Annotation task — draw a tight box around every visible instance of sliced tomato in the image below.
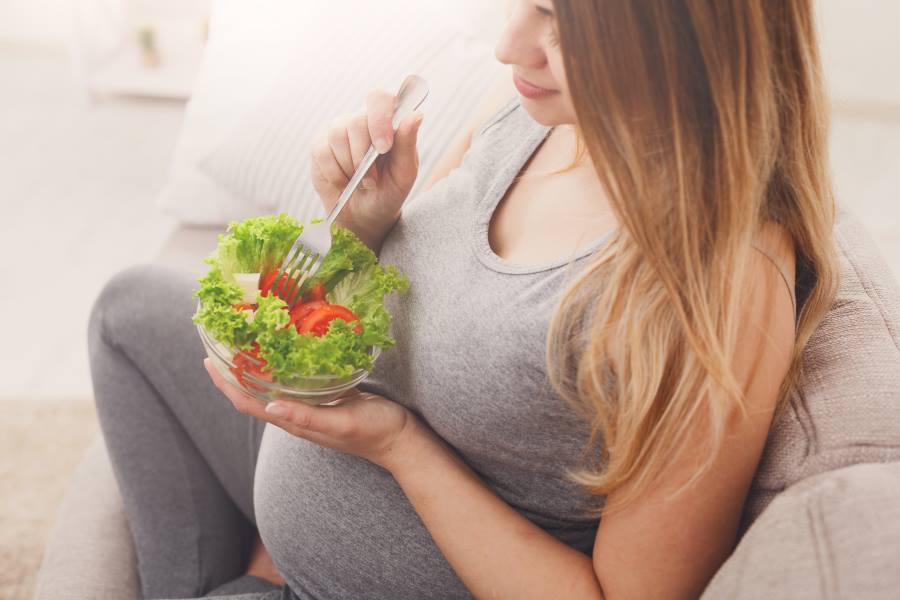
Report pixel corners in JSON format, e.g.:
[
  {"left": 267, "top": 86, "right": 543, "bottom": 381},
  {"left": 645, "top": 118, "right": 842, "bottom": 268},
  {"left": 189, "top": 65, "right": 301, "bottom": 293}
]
[
  {"left": 258, "top": 270, "right": 278, "bottom": 294},
  {"left": 297, "top": 305, "right": 362, "bottom": 337},
  {"left": 230, "top": 342, "right": 271, "bottom": 392},
  {"left": 259, "top": 269, "right": 300, "bottom": 303},
  {"left": 232, "top": 302, "right": 257, "bottom": 311},
  {"left": 288, "top": 300, "right": 326, "bottom": 328},
  {"left": 228, "top": 363, "right": 249, "bottom": 388},
  {"left": 305, "top": 282, "right": 326, "bottom": 303}
]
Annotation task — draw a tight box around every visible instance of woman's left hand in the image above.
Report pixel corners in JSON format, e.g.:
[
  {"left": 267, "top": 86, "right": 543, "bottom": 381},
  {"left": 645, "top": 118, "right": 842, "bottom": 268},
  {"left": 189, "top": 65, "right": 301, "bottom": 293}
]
[{"left": 203, "top": 358, "right": 419, "bottom": 470}]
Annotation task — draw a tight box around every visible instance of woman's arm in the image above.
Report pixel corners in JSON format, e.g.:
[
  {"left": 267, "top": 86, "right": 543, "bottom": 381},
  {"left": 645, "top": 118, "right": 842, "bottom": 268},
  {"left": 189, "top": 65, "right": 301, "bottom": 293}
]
[
  {"left": 591, "top": 229, "right": 797, "bottom": 600},
  {"left": 419, "top": 73, "right": 517, "bottom": 194},
  {"left": 385, "top": 421, "right": 606, "bottom": 599}
]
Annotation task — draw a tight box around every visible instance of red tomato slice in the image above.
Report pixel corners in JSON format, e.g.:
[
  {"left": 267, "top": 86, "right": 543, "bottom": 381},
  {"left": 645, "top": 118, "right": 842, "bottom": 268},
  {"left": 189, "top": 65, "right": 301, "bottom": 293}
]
[
  {"left": 259, "top": 269, "right": 300, "bottom": 303},
  {"left": 306, "top": 282, "right": 326, "bottom": 303},
  {"left": 230, "top": 342, "right": 271, "bottom": 391},
  {"left": 297, "top": 305, "right": 362, "bottom": 337},
  {"left": 258, "top": 270, "right": 278, "bottom": 294},
  {"left": 232, "top": 302, "right": 257, "bottom": 311},
  {"left": 288, "top": 300, "right": 326, "bottom": 328}
]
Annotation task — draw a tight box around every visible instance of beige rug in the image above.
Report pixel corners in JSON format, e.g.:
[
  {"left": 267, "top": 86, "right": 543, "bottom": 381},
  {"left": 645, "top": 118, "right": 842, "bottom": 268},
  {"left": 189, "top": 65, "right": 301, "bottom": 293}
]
[{"left": 0, "top": 397, "right": 99, "bottom": 600}]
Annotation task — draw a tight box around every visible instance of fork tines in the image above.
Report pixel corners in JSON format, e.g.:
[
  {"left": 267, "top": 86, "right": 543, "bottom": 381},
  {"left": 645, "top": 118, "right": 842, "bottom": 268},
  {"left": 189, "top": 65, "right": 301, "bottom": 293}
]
[{"left": 270, "top": 246, "right": 320, "bottom": 308}]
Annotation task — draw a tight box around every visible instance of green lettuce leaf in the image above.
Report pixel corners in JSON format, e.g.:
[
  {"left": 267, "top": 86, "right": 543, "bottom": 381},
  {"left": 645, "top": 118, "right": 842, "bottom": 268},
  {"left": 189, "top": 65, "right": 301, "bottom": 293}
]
[
  {"left": 209, "top": 213, "right": 303, "bottom": 282},
  {"left": 191, "top": 265, "right": 255, "bottom": 349},
  {"left": 326, "top": 263, "right": 409, "bottom": 348},
  {"left": 305, "top": 225, "right": 379, "bottom": 293}
]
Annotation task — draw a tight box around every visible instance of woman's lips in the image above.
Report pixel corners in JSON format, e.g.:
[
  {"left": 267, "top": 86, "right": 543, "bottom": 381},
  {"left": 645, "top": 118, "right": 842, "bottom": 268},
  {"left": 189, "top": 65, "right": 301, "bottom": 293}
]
[{"left": 513, "top": 73, "right": 558, "bottom": 99}]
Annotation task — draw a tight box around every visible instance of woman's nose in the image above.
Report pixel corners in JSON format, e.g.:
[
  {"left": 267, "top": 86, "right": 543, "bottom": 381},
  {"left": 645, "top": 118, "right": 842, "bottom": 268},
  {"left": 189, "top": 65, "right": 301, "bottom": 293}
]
[{"left": 494, "top": 5, "right": 547, "bottom": 69}]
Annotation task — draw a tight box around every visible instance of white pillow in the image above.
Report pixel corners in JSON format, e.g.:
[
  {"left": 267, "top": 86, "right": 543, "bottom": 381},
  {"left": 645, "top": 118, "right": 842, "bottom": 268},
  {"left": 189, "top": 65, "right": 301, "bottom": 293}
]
[
  {"left": 156, "top": 0, "right": 315, "bottom": 224},
  {"left": 156, "top": 0, "right": 508, "bottom": 226},
  {"left": 198, "top": 12, "right": 504, "bottom": 223}
]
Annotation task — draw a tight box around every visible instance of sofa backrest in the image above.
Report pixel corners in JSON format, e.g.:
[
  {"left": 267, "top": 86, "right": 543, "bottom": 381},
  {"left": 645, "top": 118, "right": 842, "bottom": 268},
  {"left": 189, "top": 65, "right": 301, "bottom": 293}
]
[{"left": 741, "top": 205, "right": 900, "bottom": 534}]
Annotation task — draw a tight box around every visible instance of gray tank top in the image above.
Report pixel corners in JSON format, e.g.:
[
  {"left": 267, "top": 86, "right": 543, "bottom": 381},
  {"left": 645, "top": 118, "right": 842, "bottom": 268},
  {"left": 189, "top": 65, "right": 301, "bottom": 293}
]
[{"left": 253, "top": 98, "right": 613, "bottom": 600}]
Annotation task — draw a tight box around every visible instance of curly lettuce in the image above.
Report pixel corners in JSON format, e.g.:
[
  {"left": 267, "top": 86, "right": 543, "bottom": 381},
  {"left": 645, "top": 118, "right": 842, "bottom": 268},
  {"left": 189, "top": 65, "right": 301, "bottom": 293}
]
[
  {"left": 211, "top": 213, "right": 303, "bottom": 281},
  {"left": 191, "top": 213, "right": 409, "bottom": 379},
  {"left": 193, "top": 265, "right": 254, "bottom": 349},
  {"left": 326, "top": 263, "right": 410, "bottom": 349}
]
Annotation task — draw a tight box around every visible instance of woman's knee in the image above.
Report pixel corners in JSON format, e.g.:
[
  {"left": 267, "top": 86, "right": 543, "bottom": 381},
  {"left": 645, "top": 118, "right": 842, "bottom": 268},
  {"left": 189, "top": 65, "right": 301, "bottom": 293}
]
[{"left": 89, "top": 263, "right": 174, "bottom": 350}]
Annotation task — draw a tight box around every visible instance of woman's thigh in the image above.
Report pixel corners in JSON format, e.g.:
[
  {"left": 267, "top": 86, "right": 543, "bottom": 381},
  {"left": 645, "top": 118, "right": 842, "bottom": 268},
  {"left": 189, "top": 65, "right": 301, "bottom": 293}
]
[{"left": 89, "top": 263, "right": 268, "bottom": 597}]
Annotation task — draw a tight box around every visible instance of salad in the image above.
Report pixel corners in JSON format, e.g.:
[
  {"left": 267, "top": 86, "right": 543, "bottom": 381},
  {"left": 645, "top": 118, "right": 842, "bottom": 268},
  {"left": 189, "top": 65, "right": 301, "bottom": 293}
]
[{"left": 192, "top": 213, "right": 408, "bottom": 391}]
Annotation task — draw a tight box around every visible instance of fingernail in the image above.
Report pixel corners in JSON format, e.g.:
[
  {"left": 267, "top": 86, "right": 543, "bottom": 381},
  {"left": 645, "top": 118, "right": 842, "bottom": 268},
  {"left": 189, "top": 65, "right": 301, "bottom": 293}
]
[
  {"left": 265, "top": 402, "right": 288, "bottom": 417},
  {"left": 374, "top": 137, "right": 390, "bottom": 154},
  {"left": 361, "top": 177, "right": 375, "bottom": 190}
]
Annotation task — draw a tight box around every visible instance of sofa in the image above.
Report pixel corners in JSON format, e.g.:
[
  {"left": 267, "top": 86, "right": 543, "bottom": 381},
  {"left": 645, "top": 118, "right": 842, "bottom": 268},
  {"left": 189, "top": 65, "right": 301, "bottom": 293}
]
[{"left": 33, "top": 1, "right": 900, "bottom": 598}]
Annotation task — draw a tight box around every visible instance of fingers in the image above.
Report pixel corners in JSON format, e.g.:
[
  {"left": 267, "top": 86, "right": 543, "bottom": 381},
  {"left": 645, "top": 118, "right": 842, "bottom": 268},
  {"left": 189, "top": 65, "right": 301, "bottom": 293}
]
[
  {"left": 265, "top": 400, "right": 355, "bottom": 438},
  {"left": 385, "top": 111, "right": 424, "bottom": 187},
  {"left": 312, "top": 140, "right": 349, "bottom": 189},
  {"left": 310, "top": 87, "right": 423, "bottom": 214},
  {"left": 392, "top": 111, "right": 424, "bottom": 157},
  {"left": 346, "top": 114, "right": 372, "bottom": 169},
  {"left": 314, "top": 109, "right": 384, "bottom": 189},
  {"left": 326, "top": 115, "right": 354, "bottom": 178},
  {"left": 204, "top": 358, "right": 267, "bottom": 418},
  {"left": 366, "top": 89, "right": 397, "bottom": 154},
  {"left": 206, "top": 358, "right": 349, "bottom": 436}
]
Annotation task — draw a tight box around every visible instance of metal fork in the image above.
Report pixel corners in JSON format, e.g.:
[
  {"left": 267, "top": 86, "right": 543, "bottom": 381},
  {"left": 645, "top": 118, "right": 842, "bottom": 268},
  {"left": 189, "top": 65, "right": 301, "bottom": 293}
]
[{"left": 269, "top": 74, "right": 429, "bottom": 309}]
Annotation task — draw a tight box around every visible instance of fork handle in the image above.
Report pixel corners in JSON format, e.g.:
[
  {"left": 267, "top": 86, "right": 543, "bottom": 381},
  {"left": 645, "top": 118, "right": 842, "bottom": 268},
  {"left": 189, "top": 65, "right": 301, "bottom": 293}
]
[{"left": 324, "top": 74, "right": 429, "bottom": 226}]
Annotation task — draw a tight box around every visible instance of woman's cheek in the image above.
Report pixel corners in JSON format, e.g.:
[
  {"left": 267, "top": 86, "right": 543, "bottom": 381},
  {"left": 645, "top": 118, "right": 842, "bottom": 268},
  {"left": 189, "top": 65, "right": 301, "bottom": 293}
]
[{"left": 547, "top": 55, "right": 577, "bottom": 123}]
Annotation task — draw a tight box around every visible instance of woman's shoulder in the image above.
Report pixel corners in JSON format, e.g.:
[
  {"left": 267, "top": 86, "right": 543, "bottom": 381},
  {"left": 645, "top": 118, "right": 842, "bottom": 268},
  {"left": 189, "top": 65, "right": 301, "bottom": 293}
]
[
  {"left": 473, "top": 96, "right": 523, "bottom": 138},
  {"left": 421, "top": 78, "right": 521, "bottom": 191}
]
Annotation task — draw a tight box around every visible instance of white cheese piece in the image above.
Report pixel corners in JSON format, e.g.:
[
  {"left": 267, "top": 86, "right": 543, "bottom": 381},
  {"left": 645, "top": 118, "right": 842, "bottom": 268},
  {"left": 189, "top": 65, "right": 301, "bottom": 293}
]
[{"left": 233, "top": 273, "right": 261, "bottom": 304}]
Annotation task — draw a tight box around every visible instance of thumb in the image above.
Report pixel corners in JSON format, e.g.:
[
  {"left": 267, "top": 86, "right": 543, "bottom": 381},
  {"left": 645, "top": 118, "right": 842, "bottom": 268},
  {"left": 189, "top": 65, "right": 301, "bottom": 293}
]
[
  {"left": 388, "top": 111, "right": 424, "bottom": 167},
  {"left": 265, "top": 400, "right": 350, "bottom": 437}
]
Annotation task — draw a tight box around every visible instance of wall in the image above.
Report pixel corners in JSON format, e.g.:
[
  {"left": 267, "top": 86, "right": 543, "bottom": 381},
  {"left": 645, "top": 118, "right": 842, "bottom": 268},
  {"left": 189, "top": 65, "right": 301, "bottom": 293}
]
[
  {"left": 0, "top": 0, "right": 75, "bottom": 45},
  {"left": 817, "top": 0, "right": 900, "bottom": 108},
  {"left": 2, "top": 0, "right": 899, "bottom": 106}
]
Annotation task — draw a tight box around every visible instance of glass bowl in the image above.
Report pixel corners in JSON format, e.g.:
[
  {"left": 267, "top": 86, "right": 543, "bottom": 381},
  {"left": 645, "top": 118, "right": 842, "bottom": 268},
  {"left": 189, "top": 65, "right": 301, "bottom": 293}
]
[{"left": 196, "top": 304, "right": 380, "bottom": 406}]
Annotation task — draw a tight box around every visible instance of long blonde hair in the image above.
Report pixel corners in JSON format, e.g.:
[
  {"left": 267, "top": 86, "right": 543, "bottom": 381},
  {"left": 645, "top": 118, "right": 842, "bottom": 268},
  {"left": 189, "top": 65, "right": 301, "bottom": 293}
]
[{"left": 545, "top": 0, "right": 840, "bottom": 515}]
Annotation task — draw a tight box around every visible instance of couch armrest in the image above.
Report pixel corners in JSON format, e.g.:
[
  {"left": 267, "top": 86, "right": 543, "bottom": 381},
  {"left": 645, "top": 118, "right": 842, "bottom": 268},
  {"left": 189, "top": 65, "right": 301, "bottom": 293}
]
[
  {"left": 33, "top": 434, "right": 140, "bottom": 600},
  {"left": 701, "top": 461, "right": 900, "bottom": 599}
]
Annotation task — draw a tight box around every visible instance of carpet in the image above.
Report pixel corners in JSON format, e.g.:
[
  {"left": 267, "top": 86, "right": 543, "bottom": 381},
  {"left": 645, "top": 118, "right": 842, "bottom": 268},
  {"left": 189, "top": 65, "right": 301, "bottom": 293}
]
[{"left": 0, "top": 398, "right": 99, "bottom": 600}]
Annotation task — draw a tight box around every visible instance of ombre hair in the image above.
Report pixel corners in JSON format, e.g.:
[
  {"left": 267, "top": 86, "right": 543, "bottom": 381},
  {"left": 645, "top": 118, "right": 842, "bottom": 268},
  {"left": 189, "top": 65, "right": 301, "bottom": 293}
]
[{"left": 544, "top": 0, "right": 839, "bottom": 515}]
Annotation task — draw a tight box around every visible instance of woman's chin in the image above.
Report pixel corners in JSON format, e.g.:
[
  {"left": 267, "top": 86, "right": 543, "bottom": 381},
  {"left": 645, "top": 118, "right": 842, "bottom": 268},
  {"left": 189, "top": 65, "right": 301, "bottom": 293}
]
[{"left": 517, "top": 97, "right": 575, "bottom": 127}]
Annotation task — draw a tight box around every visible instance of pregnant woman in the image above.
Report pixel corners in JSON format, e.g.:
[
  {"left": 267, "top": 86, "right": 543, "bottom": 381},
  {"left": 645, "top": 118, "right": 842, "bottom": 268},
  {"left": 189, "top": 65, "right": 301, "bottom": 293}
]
[{"left": 89, "top": 1, "right": 838, "bottom": 598}]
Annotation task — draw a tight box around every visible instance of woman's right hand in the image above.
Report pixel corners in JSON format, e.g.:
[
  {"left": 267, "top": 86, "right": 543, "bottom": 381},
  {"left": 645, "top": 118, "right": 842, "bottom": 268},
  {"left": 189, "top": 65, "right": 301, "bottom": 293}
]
[{"left": 311, "top": 89, "right": 425, "bottom": 252}]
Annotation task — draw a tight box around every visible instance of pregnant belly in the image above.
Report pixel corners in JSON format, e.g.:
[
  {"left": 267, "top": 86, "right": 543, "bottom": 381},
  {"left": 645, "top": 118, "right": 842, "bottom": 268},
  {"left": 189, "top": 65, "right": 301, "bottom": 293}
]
[{"left": 253, "top": 425, "right": 472, "bottom": 600}]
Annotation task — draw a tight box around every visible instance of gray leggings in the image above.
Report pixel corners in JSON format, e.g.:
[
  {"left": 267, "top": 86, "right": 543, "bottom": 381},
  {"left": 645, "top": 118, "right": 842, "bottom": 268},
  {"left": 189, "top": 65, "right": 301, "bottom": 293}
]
[{"left": 89, "top": 264, "right": 296, "bottom": 600}]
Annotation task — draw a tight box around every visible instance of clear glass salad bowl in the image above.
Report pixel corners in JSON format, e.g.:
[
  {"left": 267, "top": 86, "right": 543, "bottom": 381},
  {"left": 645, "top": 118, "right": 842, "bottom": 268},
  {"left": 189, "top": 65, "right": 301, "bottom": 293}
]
[{"left": 196, "top": 303, "right": 380, "bottom": 407}]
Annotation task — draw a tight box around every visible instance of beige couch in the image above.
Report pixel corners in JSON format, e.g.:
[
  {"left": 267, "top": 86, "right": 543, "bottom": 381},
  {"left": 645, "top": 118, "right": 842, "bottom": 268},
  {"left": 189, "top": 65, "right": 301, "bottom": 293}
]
[{"left": 34, "top": 207, "right": 900, "bottom": 599}]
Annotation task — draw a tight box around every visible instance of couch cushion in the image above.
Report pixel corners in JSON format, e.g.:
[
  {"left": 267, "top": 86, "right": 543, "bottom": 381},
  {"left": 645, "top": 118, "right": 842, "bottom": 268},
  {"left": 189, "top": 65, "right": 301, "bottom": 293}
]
[
  {"left": 741, "top": 206, "right": 900, "bottom": 533},
  {"left": 702, "top": 461, "right": 900, "bottom": 600},
  {"left": 153, "top": 224, "right": 223, "bottom": 277}
]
